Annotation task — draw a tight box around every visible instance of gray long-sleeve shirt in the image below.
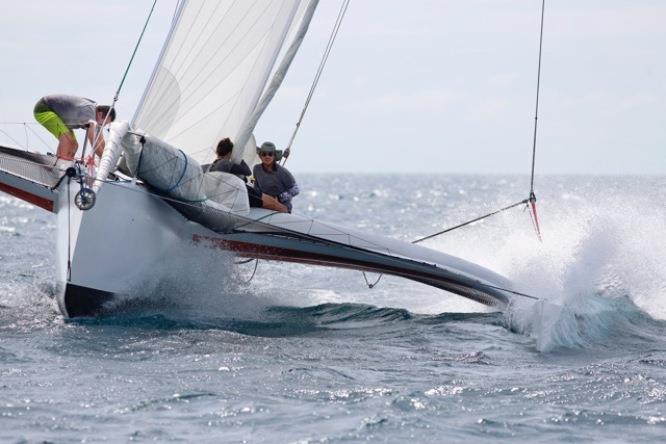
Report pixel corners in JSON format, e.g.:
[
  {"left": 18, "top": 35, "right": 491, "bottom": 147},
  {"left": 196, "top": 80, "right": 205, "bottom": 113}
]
[{"left": 252, "top": 163, "right": 299, "bottom": 210}]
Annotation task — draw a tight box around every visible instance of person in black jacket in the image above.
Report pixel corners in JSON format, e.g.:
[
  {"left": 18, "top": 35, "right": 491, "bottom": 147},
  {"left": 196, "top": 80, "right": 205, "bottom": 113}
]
[{"left": 209, "top": 138, "right": 251, "bottom": 177}]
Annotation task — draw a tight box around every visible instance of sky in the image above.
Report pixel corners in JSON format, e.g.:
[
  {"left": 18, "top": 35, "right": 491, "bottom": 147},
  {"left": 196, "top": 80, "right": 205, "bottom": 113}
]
[{"left": 0, "top": 0, "right": 664, "bottom": 174}]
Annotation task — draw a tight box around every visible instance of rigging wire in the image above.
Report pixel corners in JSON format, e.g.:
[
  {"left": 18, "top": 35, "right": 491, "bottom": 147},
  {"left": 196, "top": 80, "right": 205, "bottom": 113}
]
[
  {"left": 91, "top": 0, "right": 158, "bottom": 152},
  {"left": 113, "top": 0, "right": 158, "bottom": 106},
  {"left": 410, "top": 0, "right": 547, "bottom": 246},
  {"left": 530, "top": 0, "right": 546, "bottom": 196},
  {"left": 360, "top": 0, "right": 549, "bottom": 291},
  {"left": 0, "top": 128, "right": 24, "bottom": 148},
  {"left": 0, "top": 122, "right": 50, "bottom": 150},
  {"left": 25, "top": 124, "right": 52, "bottom": 151},
  {"left": 411, "top": 198, "right": 529, "bottom": 245},
  {"left": 0, "top": 122, "right": 79, "bottom": 151},
  {"left": 23, "top": 123, "right": 29, "bottom": 149},
  {"left": 527, "top": 0, "right": 546, "bottom": 241},
  {"left": 282, "top": 0, "right": 352, "bottom": 165}
]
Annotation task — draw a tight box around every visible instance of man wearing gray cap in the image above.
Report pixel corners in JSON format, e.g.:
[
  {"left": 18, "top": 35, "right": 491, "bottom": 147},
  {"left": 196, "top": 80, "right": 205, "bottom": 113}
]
[{"left": 252, "top": 141, "right": 299, "bottom": 212}]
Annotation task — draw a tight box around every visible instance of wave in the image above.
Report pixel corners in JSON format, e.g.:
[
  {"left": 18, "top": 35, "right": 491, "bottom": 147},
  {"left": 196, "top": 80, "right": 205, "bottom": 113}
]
[
  {"left": 68, "top": 302, "right": 504, "bottom": 338},
  {"left": 425, "top": 178, "right": 666, "bottom": 353},
  {"left": 507, "top": 294, "right": 664, "bottom": 352}
]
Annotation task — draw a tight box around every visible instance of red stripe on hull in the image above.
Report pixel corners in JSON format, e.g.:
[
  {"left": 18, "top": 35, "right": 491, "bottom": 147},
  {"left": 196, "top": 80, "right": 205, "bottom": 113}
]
[
  {"left": 192, "top": 234, "right": 367, "bottom": 270},
  {"left": 192, "top": 234, "right": 458, "bottom": 288},
  {"left": 191, "top": 234, "right": 504, "bottom": 307},
  {"left": 0, "top": 182, "right": 54, "bottom": 212}
]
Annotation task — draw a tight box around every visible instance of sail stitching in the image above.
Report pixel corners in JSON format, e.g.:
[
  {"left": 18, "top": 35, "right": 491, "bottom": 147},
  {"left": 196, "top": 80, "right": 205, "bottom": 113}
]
[
  {"left": 139, "top": 0, "right": 252, "bottom": 127},
  {"left": 140, "top": 0, "right": 270, "bottom": 132},
  {"left": 136, "top": 0, "right": 207, "bottom": 124},
  {"left": 169, "top": 0, "right": 232, "bottom": 80},
  {"left": 186, "top": 1, "right": 298, "bottom": 159}
]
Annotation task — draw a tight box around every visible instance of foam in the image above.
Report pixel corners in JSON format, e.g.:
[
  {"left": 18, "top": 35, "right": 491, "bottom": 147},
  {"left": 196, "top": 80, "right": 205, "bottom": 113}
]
[{"left": 426, "top": 182, "right": 666, "bottom": 351}]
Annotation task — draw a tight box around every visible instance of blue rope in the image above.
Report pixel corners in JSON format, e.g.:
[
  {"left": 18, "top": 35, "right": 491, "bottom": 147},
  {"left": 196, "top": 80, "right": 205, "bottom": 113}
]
[{"left": 166, "top": 149, "right": 188, "bottom": 193}]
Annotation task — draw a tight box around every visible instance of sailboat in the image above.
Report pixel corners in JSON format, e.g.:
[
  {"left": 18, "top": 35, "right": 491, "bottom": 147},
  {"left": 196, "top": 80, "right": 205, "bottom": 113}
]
[{"left": 0, "top": 0, "right": 516, "bottom": 318}]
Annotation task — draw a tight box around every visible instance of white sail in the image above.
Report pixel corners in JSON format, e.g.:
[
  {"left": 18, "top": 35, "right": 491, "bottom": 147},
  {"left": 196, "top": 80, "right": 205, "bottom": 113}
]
[
  {"left": 132, "top": 0, "right": 310, "bottom": 165},
  {"left": 233, "top": 0, "right": 319, "bottom": 163}
]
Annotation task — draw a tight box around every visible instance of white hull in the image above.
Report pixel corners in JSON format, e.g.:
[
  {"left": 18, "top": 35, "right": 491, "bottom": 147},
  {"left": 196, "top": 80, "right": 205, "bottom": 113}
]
[{"left": 55, "top": 180, "right": 195, "bottom": 316}]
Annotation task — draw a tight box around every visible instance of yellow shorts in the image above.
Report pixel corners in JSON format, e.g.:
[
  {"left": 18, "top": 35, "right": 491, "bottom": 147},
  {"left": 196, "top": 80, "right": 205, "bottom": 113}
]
[{"left": 33, "top": 107, "right": 74, "bottom": 140}]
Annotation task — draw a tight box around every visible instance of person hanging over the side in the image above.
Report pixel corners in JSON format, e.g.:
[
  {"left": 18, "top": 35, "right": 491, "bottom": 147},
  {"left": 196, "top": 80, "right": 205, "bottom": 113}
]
[
  {"left": 252, "top": 141, "right": 299, "bottom": 213},
  {"left": 210, "top": 138, "right": 288, "bottom": 213},
  {"left": 33, "top": 94, "right": 116, "bottom": 165}
]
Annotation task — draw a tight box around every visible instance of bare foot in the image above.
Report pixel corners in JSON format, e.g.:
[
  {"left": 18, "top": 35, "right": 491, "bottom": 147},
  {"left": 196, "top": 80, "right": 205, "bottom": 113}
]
[{"left": 261, "top": 194, "right": 288, "bottom": 213}]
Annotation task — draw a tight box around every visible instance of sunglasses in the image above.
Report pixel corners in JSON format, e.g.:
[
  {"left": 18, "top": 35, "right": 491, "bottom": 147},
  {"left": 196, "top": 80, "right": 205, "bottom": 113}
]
[{"left": 260, "top": 152, "right": 274, "bottom": 157}]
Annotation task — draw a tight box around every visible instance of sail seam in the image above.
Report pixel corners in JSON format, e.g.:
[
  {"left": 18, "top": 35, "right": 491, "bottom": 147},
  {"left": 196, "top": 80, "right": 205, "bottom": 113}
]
[
  {"left": 139, "top": 0, "right": 275, "bottom": 134},
  {"left": 139, "top": 0, "right": 267, "bottom": 129}
]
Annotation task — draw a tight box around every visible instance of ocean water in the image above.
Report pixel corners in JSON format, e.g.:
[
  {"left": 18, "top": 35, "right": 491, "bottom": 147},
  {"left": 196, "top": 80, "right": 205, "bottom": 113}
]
[{"left": 1, "top": 174, "right": 665, "bottom": 443}]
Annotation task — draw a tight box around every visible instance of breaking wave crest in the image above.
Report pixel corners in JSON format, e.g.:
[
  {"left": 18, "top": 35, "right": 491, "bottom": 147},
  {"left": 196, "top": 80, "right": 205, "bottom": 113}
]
[{"left": 495, "top": 182, "right": 666, "bottom": 352}]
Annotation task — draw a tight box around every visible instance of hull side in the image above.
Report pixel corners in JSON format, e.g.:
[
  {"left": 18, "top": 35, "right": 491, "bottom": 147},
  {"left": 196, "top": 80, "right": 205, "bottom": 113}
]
[
  {"left": 1, "top": 147, "right": 514, "bottom": 317},
  {"left": 55, "top": 180, "right": 194, "bottom": 317},
  {"left": 55, "top": 181, "right": 511, "bottom": 317}
]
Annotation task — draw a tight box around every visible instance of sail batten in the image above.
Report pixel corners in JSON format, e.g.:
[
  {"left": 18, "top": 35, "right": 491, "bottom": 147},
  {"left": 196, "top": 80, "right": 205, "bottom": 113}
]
[{"left": 133, "top": 0, "right": 313, "bottom": 165}]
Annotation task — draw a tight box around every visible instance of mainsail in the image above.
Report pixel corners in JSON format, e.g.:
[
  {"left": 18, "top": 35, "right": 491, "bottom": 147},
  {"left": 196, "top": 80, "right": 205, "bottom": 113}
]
[{"left": 132, "top": 0, "right": 313, "bottom": 165}]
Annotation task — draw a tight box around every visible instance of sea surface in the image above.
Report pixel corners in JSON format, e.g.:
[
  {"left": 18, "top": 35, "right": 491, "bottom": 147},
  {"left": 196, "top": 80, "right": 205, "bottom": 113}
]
[{"left": 1, "top": 174, "right": 665, "bottom": 443}]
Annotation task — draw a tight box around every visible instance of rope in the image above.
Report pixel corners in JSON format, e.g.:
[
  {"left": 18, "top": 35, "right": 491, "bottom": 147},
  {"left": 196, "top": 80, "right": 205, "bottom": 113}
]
[
  {"left": 51, "top": 171, "right": 70, "bottom": 191},
  {"left": 362, "top": 271, "right": 383, "bottom": 288},
  {"left": 92, "top": 0, "right": 158, "bottom": 151},
  {"left": 238, "top": 259, "right": 259, "bottom": 285},
  {"left": 235, "top": 258, "right": 256, "bottom": 265},
  {"left": 165, "top": 149, "right": 188, "bottom": 193},
  {"left": 282, "top": 0, "right": 352, "bottom": 165}
]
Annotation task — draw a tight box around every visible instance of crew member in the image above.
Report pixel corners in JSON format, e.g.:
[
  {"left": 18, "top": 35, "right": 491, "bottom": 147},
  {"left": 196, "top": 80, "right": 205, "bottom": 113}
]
[
  {"left": 210, "top": 138, "right": 287, "bottom": 212},
  {"left": 252, "top": 141, "right": 299, "bottom": 212},
  {"left": 33, "top": 94, "right": 116, "bottom": 163}
]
